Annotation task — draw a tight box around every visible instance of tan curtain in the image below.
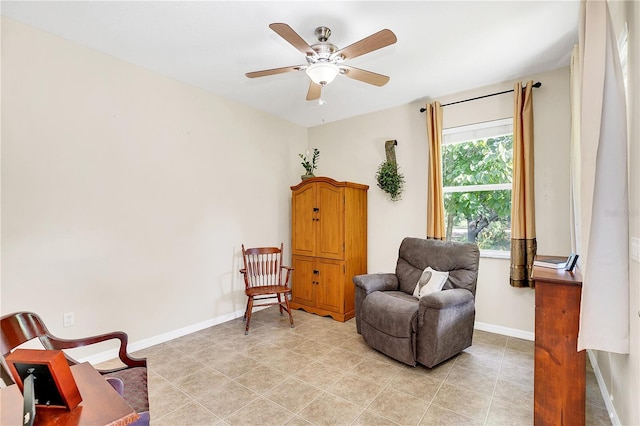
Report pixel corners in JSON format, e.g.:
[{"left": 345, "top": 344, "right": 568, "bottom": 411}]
[
  {"left": 425, "top": 101, "right": 445, "bottom": 240},
  {"left": 510, "top": 81, "right": 537, "bottom": 288}
]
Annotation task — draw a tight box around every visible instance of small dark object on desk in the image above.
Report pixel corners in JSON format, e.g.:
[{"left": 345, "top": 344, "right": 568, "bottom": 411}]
[{"left": 565, "top": 253, "right": 579, "bottom": 272}]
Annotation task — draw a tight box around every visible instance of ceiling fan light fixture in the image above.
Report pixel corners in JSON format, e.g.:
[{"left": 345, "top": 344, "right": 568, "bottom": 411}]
[{"left": 306, "top": 62, "right": 339, "bottom": 85}]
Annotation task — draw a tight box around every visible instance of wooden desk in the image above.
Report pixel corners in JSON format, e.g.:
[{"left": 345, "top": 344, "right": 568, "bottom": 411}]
[
  {"left": 1, "top": 362, "right": 139, "bottom": 426},
  {"left": 532, "top": 262, "right": 585, "bottom": 426}
]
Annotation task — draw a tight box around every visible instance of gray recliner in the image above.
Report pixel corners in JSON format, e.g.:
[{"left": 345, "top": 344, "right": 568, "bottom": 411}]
[{"left": 354, "top": 237, "right": 480, "bottom": 368}]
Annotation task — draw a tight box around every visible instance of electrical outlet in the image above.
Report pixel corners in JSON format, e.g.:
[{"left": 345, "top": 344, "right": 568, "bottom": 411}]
[
  {"left": 631, "top": 237, "right": 640, "bottom": 263},
  {"left": 63, "top": 312, "right": 75, "bottom": 327}
]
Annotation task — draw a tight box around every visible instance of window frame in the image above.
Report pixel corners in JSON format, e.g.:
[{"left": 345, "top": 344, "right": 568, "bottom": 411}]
[{"left": 441, "top": 118, "right": 513, "bottom": 258}]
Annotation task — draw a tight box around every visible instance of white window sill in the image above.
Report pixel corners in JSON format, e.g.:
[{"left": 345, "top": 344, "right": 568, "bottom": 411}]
[{"left": 480, "top": 249, "right": 510, "bottom": 260}]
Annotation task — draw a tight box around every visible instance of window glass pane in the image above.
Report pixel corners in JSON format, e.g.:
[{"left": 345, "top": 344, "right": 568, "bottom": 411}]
[
  {"left": 442, "top": 135, "right": 513, "bottom": 187},
  {"left": 444, "top": 190, "right": 512, "bottom": 251},
  {"left": 618, "top": 22, "right": 628, "bottom": 93},
  {"left": 443, "top": 118, "right": 512, "bottom": 145},
  {"left": 442, "top": 122, "right": 513, "bottom": 252}
]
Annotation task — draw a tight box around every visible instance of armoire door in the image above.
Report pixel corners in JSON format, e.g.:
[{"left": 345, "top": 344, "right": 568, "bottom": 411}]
[
  {"left": 316, "top": 182, "right": 344, "bottom": 260},
  {"left": 291, "top": 255, "right": 315, "bottom": 308},
  {"left": 315, "top": 258, "right": 344, "bottom": 313},
  {"left": 291, "top": 184, "right": 317, "bottom": 257}
]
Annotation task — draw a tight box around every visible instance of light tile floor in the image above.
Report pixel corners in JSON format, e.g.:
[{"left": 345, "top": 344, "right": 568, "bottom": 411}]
[{"left": 109, "top": 308, "right": 611, "bottom": 425}]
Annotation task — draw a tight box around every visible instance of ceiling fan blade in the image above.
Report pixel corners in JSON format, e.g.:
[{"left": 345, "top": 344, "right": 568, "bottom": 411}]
[
  {"left": 269, "top": 23, "right": 317, "bottom": 57},
  {"left": 341, "top": 65, "right": 390, "bottom": 87},
  {"left": 306, "top": 82, "right": 322, "bottom": 100},
  {"left": 333, "top": 29, "right": 397, "bottom": 60},
  {"left": 245, "top": 65, "right": 304, "bottom": 78}
]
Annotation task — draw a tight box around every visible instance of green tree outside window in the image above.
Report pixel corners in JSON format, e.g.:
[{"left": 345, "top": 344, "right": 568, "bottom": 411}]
[{"left": 442, "top": 134, "right": 513, "bottom": 250}]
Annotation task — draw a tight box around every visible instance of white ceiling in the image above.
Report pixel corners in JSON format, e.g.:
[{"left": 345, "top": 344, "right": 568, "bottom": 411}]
[{"left": 1, "top": 1, "right": 580, "bottom": 128}]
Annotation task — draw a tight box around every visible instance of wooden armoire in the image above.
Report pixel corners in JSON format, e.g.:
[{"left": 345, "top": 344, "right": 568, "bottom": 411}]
[{"left": 289, "top": 177, "right": 368, "bottom": 322}]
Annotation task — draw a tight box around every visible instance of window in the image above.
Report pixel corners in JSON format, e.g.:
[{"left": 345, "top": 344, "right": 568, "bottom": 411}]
[
  {"left": 442, "top": 119, "right": 513, "bottom": 255},
  {"left": 618, "top": 22, "right": 629, "bottom": 107}
]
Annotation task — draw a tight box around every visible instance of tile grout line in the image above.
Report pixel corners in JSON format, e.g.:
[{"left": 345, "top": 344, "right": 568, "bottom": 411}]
[
  {"left": 414, "top": 360, "right": 456, "bottom": 426},
  {"left": 347, "top": 358, "right": 404, "bottom": 426},
  {"left": 482, "top": 337, "right": 509, "bottom": 425}
]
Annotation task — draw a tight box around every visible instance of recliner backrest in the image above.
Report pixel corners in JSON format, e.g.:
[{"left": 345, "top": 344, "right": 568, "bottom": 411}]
[{"left": 395, "top": 237, "right": 480, "bottom": 296}]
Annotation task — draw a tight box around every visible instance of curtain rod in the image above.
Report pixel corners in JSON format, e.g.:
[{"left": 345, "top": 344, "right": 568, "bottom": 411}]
[{"left": 419, "top": 81, "right": 542, "bottom": 113}]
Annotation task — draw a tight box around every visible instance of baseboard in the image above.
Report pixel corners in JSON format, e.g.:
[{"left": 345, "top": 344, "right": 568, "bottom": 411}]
[
  {"left": 587, "top": 350, "right": 620, "bottom": 425},
  {"left": 474, "top": 321, "right": 535, "bottom": 341},
  {"left": 85, "top": 317, "right": 533, "bottom": 365},
  {"left": 79, "top": 308, "right": 249, "bottom": 365}
]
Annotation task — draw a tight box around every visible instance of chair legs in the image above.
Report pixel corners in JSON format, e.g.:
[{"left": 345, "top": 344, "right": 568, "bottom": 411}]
[
  {"left": 277, "top": 294, "right": 284, "bottom": 315},
  {"left": 284, "top": 294, "right": 294, "bottom": 329},
  {"left": 244, "top": 297, "right": 254, "bottom": 335},
  {"left": 243, "top": 297, "right": 250, "bottom": 322},
  {"left": 244, "top": 293, "right": 294, "bottom": 335}
]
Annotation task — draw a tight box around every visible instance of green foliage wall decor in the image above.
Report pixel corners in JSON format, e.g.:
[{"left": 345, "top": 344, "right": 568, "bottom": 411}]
[
  {"left": 376, "top": 160, "right": 405, "bottom": 202},
  {"left": 376, "top": 140, "right": 404, "bottom": 202}
]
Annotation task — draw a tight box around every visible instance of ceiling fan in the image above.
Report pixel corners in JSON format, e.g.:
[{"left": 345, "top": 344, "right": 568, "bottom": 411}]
[{"left": 246, "top": 23, "right": 397, "bottom": 104}]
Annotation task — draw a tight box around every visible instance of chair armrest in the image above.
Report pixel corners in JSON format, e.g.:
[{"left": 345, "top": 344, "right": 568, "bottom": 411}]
[
  {"left": 353, "top": 273, "right": 399, "bottom": 295},
  {"left": 239, "top": 268, "right": 250, "bottom": 291},
  {"left": 281, "top": 265, "right": 294, "bottom": 287},
  {"left": 419, "top": 288, "right": 474, "bottom": 310},
  {"left": 41, "top": 331, "right": 146, "bottom": 373}
]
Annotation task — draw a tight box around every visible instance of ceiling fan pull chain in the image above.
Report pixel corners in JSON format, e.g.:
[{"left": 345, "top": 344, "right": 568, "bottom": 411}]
[{"left": 318, "top": 85, "right": 326, "bottom": 106}]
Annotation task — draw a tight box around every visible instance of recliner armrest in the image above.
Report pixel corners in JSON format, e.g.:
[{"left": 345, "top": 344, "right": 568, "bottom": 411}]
[
  {"left": 416, "top": 287, "right": 476, "bottom": 367},
  {"left": 419, "top": 288, "right": 474, "bottom": 310},
  {"left": 353, "top": 273, "right": 399, "bottom": 295},
  {"left": 353, "top": 273, "right": 400, "bottom": 335}
]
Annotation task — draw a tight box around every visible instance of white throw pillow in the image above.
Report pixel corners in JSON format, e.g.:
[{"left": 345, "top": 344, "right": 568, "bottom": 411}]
[{"left": 413, "top": 267, "right": 449, "bottom": 298}]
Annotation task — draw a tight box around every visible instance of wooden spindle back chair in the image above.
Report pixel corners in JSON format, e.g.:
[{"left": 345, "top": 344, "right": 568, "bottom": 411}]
[{"left": 240, "top": 243, "right": 294, "bottom": 334}]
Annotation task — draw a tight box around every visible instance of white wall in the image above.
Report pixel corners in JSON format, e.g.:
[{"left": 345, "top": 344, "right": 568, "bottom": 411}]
[
  {"left": 1, "top": 18, "right": 306, "bottom": 352},
  {"left": 309, "top": 66, "right": 572, "bottom": 335}
]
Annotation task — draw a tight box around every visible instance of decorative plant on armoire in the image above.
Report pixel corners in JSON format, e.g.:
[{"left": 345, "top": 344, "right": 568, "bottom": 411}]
[
  {"left": 376, "top": 140, "right": 404, "bottom": 201},
  {"left": 299, "top": 148, "right": 320, "bottom": 180}
]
